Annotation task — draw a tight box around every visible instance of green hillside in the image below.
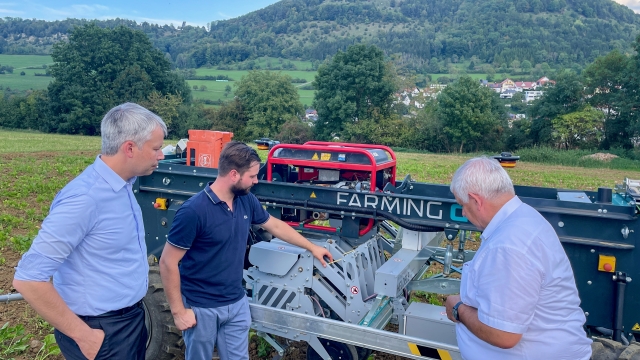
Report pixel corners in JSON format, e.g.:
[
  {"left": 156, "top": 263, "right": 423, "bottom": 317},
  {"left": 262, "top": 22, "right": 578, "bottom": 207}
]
[{"left": 0, "top": 0, "right": 638, "bottom": 74}]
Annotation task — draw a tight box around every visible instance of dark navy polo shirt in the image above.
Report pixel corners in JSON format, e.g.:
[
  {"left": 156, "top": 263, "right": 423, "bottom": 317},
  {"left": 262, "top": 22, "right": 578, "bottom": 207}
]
[{"left": 167, "top": 182, "right": 270, "bottom": 308}]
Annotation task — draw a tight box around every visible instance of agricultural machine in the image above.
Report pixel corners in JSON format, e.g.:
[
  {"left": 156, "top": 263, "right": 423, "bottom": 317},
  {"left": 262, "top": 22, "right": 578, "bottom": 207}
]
[
  {"left": 134, "top": 131, "right": 640, "bottom": 360},
  {"left": 4, "top": 132, "right": 640, "bottom": 359}
]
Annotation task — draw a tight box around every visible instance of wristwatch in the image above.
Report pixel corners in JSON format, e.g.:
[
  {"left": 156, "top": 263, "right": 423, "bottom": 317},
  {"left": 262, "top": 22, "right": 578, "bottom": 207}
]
[{"left": 452, "top": 301, "right": 464, "bottom": 321}]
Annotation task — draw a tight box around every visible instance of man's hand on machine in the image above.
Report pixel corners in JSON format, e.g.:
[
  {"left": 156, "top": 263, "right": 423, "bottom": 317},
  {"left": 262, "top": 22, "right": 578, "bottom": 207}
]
[{"left": 311, "top": 245, "right": 333, "bottom": 268}]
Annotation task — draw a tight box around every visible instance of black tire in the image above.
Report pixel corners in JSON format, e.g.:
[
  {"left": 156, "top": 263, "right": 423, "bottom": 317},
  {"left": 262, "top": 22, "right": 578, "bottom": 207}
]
[
  {"left": 307, "top": 339, "right": 358, "bottom": 360},
  {"left": 144, "top": 264, "right": 184, "bottom": 360}
]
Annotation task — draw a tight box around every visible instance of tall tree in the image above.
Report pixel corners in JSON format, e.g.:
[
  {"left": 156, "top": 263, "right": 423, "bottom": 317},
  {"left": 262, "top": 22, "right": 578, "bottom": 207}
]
[
  {"left": 436, "top": 76, "right": 505, "bottom": 152},
  {"left": 552, "top": 106, "right": 604, "bottom": 150},
  {"left": 583, "top": 49, "right": 632, "bottom": 149},
  {"left": 45, "top": 24, "right": 191, "bottom": 135},
  {"left": 234, "top": 70, "right": 303, "bottom": 138},
  {"left": 621, "top": 36, "right": 640, "bottom": 147},
  {"left": 529, "top": 71, "right": 584, "bottom": 145},
  {"left": 313, "top": 44, "right": 397, "bottom": 140}
]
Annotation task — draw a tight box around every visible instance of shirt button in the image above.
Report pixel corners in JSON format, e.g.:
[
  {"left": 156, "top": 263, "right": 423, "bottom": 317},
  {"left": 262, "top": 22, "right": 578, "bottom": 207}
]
[{"left": 228, "top": 208, "right": 230, "bottom": 211}]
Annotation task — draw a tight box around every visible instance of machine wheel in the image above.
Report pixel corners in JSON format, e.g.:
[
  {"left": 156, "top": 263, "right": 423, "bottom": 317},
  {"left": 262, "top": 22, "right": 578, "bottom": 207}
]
[
  {"left": 591, "top": 338, "right": 640, "bottom": 360},
  {"left": 307, "top": 339, "right": 358, "bottom": 360},
  {"left": 144, "top": 264, "right": 185, "bottom": 360}
]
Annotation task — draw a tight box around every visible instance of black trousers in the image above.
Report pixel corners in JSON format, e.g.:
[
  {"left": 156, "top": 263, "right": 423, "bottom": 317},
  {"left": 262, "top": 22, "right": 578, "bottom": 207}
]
[{"left": 54, "top": 302, "right": 147, "bottom": 360}]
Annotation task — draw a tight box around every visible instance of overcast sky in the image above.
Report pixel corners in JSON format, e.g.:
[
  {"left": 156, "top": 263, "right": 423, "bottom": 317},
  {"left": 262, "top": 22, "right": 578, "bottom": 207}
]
[{"left": 0, "top": 0, "right": 637, "bottom": 27}]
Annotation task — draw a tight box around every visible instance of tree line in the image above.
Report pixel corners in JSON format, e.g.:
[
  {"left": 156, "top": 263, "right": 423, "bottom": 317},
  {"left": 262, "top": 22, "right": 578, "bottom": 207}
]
[
  {"left": 1, "top": 24, "right": 640, "bottom": 157},
  {"left": 0, "top": 0, "right": 638, "bottom": 76}
]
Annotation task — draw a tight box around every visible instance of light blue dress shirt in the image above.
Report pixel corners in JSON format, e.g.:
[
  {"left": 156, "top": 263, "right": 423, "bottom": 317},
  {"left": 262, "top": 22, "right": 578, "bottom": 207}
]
[{"left": 14, "top": 156, "right": 148, "bottom": 316}]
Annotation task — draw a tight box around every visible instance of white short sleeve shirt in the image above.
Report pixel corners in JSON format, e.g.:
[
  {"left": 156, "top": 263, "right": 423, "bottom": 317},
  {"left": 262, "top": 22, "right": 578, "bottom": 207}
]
[{"left": 457, "top": 197, "right": 592, "bottom": 360}]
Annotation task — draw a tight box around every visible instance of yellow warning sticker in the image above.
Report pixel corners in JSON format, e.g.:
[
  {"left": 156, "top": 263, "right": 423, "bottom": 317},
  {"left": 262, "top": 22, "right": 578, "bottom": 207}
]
[
  {"left": 633, "top": 323, "right": 640, "bottom": 331},
  {"left": 310, "top": 192, "right": 317, "bottom": 198},
  {"left": 311, "top": 153, "right": 319, "bottom": 160},
  {"left": 321, "top": 153, "right": 331, "bottom": 161}
]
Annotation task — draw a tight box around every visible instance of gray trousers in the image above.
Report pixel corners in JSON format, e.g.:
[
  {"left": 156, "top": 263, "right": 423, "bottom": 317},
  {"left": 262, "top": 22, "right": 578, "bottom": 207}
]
[{"left": 182, "top": 296, "right": 251, "bottom": 360}]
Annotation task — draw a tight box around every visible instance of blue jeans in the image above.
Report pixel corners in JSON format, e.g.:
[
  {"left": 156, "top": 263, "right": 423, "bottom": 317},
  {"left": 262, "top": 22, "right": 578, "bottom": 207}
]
[{"left": 182, "top": 296, "right": 251, "bottom": 360}]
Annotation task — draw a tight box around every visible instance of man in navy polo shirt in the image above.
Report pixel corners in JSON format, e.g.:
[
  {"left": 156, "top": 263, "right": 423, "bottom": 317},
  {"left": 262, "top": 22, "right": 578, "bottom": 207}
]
[{"left": 159, "top": 141, "right": 333, "bottom": 360}]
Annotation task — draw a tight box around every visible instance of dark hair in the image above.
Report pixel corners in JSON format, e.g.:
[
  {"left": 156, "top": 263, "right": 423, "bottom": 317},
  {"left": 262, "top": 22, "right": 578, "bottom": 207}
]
[{"left": 218, "top": 141, "right": 261, "bottom": 176}]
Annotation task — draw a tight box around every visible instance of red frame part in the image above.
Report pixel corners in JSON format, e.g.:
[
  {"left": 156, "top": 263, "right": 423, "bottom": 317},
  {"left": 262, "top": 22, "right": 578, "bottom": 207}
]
[{"left": 267, "top": 142, "right": 397, "bottom": 236}]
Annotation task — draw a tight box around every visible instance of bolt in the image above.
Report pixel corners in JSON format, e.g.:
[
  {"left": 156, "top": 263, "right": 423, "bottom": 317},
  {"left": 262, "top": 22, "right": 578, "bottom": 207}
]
[
  {"left": 598, "top": 209, "right": 603, "bottom": 213},
  {"left": 587, "top": 281, "right": 592, "bottom": 285},
  {"left": 627, "top": 277, "right": 632, "bottom": 282},
  {"left": 306, "top": 278, "right": 309, "bottom": 281},
  {"left": 603, "top": 209, "right": 608, "bottom": 214},
  {"left": 558, "top": 221, "right": 564, "bottom": 228},
  {"left": 199, "top": 182, "right": 203, "bottom": 187},
  {"left": 591, "top": 249, "right": 595, "bottom": 253},
  {"left": 613, "top": 275, "right": 618, "bottom": 281},
  {"left": 585, "top": 312, "right": 589, "bottom": 316}
]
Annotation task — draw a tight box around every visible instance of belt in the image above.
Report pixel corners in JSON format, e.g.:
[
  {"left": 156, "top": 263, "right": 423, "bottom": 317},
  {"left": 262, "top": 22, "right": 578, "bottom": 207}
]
[{"left": 79, "top": 300, "right": 143, "bottom": 319}]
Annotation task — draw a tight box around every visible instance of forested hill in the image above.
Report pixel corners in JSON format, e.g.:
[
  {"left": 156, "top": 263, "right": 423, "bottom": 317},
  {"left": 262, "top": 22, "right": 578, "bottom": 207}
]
[{"left": 1, "top": 0, "right": 639, "bottom": 72}]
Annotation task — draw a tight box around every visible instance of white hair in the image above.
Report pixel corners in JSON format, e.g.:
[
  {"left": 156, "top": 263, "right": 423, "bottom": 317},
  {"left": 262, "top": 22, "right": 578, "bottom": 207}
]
[
  {"left": 100, "top": 103, "right": 167, "bottom": 156},
  {"left": 450, "top": 156, "right": 515, "bottom": 204}
]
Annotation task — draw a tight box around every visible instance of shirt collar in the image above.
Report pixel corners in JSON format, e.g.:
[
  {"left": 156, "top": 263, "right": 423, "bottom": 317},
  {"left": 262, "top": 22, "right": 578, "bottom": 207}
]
[
  {"left": 204, "top": 181, "right": 221, "bottom": 204},
  {"left": 481, "top": 196, "right": 522, "bottom": 242},
  {"left": 94, "top": 155, "right": 133, "bottom": 192}
]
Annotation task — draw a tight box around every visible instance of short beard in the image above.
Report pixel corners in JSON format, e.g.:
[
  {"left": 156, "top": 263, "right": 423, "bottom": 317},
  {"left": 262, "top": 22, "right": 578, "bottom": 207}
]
[{"left": 231, "top": 183, "right": 251, "bottom": 196}]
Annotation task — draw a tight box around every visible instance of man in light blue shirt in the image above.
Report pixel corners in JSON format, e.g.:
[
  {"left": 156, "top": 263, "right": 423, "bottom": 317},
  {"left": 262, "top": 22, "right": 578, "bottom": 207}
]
[{"left": 13, "top": 103, "right": 166, "bottom": 360}]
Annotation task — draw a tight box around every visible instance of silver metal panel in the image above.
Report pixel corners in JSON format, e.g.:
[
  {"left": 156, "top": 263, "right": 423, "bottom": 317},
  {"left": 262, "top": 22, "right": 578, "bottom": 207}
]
[
  {"left": 248, "top": 240, "right": 307, "bottom": 276},
  {"left": 404, "top": 302, "right": 458, "bottom": 347},
  {"left": 402, "top": 230, "right": 444, "bottom": 251},
  {"left": 318, "top": 169, "right": 340, "bottom": 181},
  {"left": 557, "top": 191, "right": 592, "bottom": 203},
  {"left": 374, "top": 247, "right": 436, "bottom": 297}
]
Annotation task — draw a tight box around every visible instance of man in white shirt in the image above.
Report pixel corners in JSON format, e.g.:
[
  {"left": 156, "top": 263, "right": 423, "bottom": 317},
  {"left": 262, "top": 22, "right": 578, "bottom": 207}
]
[{"left": 444, "top": 156, "right": 592, "bottom": 360}]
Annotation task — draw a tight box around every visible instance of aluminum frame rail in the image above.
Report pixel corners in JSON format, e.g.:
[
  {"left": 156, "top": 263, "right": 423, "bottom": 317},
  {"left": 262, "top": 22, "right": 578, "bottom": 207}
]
[{"left": 249, "top": 302, "right": 462, "bottom": 360}]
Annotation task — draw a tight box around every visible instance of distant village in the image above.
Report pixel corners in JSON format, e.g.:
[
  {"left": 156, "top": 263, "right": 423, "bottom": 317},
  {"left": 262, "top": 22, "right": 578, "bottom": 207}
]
[
  {"left": 304, "top": 77, "right": 556, "bottom": 124},
  {"left": 394, "top": 76, "right": 555, "bottom": 121}
]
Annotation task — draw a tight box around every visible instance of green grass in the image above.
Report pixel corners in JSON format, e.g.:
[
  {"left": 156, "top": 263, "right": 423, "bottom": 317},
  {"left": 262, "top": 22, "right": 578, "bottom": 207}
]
[
  {"left": 0, "top": 55, "right": 53, "bottom": 69},
  {"left": 0, "top": 55, "right": 53, "bottom": 92},
  {"left": 0, "top": 129, "right": 101, "bottom": 154},
  {"left": 190, "top": 67, "right": 317, "bottom": 104}
]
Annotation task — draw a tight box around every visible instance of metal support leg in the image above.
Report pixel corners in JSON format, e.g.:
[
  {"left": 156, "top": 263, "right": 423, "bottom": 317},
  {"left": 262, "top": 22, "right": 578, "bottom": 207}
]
[
  {"left": 257, "top": 331, "right": 285, "bottom": 357},
  {"left": 613, "top": 271, "right": 630, "bottom": 342}
]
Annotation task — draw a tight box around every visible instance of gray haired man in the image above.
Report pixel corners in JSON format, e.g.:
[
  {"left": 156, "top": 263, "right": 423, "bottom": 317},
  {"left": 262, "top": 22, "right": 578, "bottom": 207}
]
[
  {"left": 14, "top": 103, "right": 166, "bottom": 360},
  {"left": 444, "top": 156, "right": 592, "bottom": 360}
]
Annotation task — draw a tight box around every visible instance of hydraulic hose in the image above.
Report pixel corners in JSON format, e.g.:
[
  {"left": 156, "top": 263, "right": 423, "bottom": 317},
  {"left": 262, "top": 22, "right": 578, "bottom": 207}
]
[{"left": 256, "top": 195, "right": 443, "bottom": 232}]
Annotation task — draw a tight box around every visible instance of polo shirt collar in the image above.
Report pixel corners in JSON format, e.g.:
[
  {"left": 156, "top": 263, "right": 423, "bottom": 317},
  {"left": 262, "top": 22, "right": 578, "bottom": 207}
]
[
  {"left": 481, "top": 196, "right": 521, "bottom": 242},
  {"left": 204, "top": 182, "right": 221, "bottom": 204},
  {"left": 94, "top": 155, "right": 133, "bottom": 192}
]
